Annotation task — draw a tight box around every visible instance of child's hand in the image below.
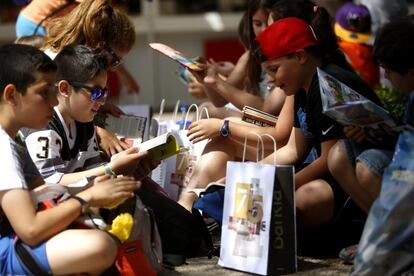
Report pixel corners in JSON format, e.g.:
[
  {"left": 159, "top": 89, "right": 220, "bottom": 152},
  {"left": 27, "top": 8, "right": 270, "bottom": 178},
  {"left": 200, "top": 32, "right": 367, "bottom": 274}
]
[
  {"left": 96, "top": 127, "right": 130, "bottom": 157},
  {"left": 81, "top": 175, "right": 140, "bottom": 208},
  {"left": 188, "top": 80, "right": 207, "bottom": 99},
  {"left": 187, "top": 118, "right": 222, "bottom": 143},
  {"left": 110, "top": 147, "right": 148, "bottom": 176},
  {"left": 208, "top": 58, "right": 234, "bottom": 77},
  {"left": 99, "top": 102, "right": 124, "bottom": 117},
  {"left": 343, "top": 126, "right": 366, "bottom": 143},
  {"left": 134, "top": 158, "right": 160, "bottom": 180}
]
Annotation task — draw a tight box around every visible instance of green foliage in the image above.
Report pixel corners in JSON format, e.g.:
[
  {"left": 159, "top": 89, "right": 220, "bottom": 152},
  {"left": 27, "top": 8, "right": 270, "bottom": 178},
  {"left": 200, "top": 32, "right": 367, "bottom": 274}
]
[{"left": 375, "top": 86, "right": 408, "bottom": 120}]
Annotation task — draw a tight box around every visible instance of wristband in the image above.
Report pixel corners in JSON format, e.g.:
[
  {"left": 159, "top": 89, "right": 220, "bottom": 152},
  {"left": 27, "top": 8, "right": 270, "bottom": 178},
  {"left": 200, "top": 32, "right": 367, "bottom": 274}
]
[{"left": 104, "top": 163, "right": 116, "bottom": 176}]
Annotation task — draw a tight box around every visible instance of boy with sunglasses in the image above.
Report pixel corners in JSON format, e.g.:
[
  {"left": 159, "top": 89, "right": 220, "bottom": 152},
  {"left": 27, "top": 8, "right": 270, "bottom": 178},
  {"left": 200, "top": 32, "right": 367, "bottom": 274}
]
[{"left": 24, "top": 45, "right": 156, "bottom": 185}]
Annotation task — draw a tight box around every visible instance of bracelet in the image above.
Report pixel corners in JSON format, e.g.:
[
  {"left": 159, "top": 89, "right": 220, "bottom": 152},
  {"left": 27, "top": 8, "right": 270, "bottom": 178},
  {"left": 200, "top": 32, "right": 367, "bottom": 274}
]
[
  {"left": 69, "top": 195, "right": 89, "bottom": 215},
  {"left": 104, "top": 163, "right": 116, "bottom": 176}
]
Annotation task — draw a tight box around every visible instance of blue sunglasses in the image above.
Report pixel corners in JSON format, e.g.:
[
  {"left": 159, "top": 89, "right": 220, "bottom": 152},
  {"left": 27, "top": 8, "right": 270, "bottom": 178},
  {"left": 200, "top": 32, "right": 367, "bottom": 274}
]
[
  {"left": 70, "top": 81, "right": 109, "bottom": 101},
  {"left": 105, "top": 46, "right": 122, "bottom": 68}
]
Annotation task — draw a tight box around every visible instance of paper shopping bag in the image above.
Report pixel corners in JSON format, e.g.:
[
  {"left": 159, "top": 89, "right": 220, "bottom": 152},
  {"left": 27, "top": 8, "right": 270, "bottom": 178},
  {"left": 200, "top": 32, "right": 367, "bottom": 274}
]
[{"left": 219, "top": 133, "right": 297, "bottom": 275}]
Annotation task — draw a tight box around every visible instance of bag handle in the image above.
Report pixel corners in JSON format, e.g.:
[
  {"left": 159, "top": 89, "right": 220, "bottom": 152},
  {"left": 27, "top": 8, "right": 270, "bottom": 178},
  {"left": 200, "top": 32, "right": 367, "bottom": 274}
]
[
  {"left": 259, "top": 133, "right": 277, "bottom": 165},
  {"left": 242, "top": 132, "right": 264, "bottom": 163},
  {"left": 183, "top": 103, "right": 199, "bottom": 130},
  {"left": 172, "top": 100, "right": 181, "bottom": 122},
  {"left": 198, "top": 107, "right": 210, "bottom": 120},
  {"left": 157, "top": 99, "right": 166, "bottom": 121}
]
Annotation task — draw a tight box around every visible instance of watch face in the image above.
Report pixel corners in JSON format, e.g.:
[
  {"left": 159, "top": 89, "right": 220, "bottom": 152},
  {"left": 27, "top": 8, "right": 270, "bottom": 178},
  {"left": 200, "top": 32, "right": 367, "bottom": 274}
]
[{"left": 220, "top": 128, "right": 229, "bottom": 137}]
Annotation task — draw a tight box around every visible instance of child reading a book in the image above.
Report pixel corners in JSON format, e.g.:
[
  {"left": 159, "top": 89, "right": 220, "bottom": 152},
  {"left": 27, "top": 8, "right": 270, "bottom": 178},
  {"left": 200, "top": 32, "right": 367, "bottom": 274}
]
[
  {"left": 254, "top": 17, "right": 385, "bottom": 228},
  {"left": 0, "top": 43, "right": 139, "bottom": 275},
  {"left": 24, "top": 45, "right": 157, "bottom": 185},
  {"left": 328, "top": 15, "right": 414, "bottom": 263}
]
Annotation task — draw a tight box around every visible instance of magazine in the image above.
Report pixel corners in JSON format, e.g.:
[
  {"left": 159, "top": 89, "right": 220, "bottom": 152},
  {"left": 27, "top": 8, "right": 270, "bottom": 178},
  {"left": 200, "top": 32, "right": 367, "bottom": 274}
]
[
  {"left": 149, "top": 43, "right": 204, "bottom": 71},
  {"left": 105, "top": 114, "right": 147, "bottom": 145},
  {"left": 318, "top": 68, "right": 408, "bottom": 130},
  {"left": 241, "top": 106, "right": 278, "bottom": 127}
]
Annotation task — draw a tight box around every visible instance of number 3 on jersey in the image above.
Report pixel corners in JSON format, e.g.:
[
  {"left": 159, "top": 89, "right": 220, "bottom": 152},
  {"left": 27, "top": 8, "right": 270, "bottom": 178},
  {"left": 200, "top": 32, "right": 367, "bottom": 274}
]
[{"left": 36, "top": 137, "right": 62, "bottom": 159}]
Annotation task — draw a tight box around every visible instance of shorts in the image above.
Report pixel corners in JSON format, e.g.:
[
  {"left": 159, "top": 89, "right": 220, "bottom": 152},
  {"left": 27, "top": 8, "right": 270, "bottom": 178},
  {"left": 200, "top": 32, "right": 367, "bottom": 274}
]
[
  {"left": 16, "top": 13, "right": 46, "bottom": 38},
  {"left": 342, "top": 139, "right": 393, "bottom": 177},
  {"left": 0, "top": 234, "right": 52, "bottom": 275}
]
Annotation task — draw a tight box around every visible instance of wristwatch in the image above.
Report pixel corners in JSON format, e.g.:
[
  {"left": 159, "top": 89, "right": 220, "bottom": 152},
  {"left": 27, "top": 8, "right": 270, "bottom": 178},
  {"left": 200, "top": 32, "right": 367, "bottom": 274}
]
[
  {"left": 70, "top": 195, "right": 89, "bottom": 215},
  {"left": 220, "top": 120, "right": 231, "bottom": 138}
]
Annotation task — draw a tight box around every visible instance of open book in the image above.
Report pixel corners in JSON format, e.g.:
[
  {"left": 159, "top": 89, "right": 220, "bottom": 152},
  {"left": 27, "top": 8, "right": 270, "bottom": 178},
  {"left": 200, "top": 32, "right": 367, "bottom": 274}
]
[
  {"left": 318, "top": 68, "right": 412, "bottom": 131},
  {"left": 105, "top": 114, "right": 147, "bottom": 145},
  {"left": 241, "top": 106, "right": 278, "bottom": 127},
  {"left": 138, "top": 132, "right": 181, "bottom": 161},
  {"left": 149, "top": 43, "right": 204, "bottom": 71}
]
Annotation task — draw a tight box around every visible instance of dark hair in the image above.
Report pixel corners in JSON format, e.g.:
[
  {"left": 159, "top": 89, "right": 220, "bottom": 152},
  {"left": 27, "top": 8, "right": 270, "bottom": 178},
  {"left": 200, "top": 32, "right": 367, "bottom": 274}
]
[
  {"left": 270, "top": 0, "right": 353, "bottom": 70},
  {"left": 245, "top": 0, "right": 279, "bottom": 95},
  {"left": 54, "top": 45, "right": 109, "bottom": 84},
  {"left": 14, "top": 35, "right": 45, "bottom": 49},
  {"left": 0, "top": 44, "right": 56, "bottom": 97},
  {"left": 238, "top": 11, "right": 250, "bottom": 50},
  {"left": 373, "top": 15, "right": 414, "bottom": 74}
]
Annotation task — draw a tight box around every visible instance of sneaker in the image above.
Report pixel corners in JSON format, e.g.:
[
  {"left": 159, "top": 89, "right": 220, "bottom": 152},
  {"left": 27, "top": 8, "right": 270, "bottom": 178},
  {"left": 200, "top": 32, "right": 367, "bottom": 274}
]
[{"left": 339, "top": 244, "right": 358, "bottom": 264}]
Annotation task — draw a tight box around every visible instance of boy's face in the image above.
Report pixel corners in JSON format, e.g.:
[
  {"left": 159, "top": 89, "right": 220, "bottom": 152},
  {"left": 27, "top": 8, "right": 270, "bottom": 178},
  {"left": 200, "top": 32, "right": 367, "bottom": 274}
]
[
  {"left": 16, "top": 71, "right": 58, "bottom": 129},
  {"left": 384, "top": 67, "right": 414, "bottom": 95},
  {"left": 67, "top": 70, "right": 108, "bottom": 123},
  {"left": 263, "top": 54, "right": 305, "bottom": 96}
]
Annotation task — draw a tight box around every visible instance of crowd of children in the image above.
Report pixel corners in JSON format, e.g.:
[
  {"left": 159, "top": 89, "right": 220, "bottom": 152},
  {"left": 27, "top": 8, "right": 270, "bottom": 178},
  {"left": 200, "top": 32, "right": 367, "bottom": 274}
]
[{"left": 1, "top": 0, "right": 414, "bottom": 274}]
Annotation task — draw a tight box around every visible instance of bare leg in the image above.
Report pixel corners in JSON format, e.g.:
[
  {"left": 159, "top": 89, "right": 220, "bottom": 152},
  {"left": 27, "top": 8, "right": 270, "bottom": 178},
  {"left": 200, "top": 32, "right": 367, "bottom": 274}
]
[
  {"left": 46, "top": 229, "right": 117, "bottom": 275},
  {"left": 327, "top": 141, "right": 372, "bottom": 213},
  {"left": 355, "top": 162, "right": 381, "bottom": 208},
  {"left": 295, "top": 179, "right": 335, "bottom": 229}
]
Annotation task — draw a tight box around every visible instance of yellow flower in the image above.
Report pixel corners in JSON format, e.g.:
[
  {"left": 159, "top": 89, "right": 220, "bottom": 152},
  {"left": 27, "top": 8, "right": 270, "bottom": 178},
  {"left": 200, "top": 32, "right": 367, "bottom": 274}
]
[{"left": 108, "top": 213, "right": 134, "bottom": 242}]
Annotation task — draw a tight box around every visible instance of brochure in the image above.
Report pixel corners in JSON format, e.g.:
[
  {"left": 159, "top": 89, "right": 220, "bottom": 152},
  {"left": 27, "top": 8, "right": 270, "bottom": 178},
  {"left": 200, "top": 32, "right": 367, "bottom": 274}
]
[{"left": 149, "top": 43, "right": 204, "bottom": 71}]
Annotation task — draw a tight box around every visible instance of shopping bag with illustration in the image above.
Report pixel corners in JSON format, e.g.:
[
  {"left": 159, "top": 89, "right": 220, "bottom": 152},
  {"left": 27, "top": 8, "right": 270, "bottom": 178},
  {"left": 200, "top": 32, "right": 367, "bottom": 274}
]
[
  {"left": 219, "top": 133, "right": 297, "bottom": 275},
  {"left": 352, "top": 130, "right": 414, "bottom": 276}
]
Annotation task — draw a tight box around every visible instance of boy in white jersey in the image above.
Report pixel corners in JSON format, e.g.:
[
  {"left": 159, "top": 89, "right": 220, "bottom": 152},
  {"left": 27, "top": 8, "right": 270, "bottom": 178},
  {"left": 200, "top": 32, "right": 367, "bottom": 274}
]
[
  {"left": 0, "top": 44, "right": 139, "bottom": 275},
  {"left": 25, "top": 45, "right": 156, "bottom": 185}
]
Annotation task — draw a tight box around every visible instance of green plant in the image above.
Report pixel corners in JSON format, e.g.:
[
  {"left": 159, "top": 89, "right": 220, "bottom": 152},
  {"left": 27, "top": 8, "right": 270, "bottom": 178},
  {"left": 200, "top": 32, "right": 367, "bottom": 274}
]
[{"left": 375, "top": 85, "right": 408, "bottom": 120}]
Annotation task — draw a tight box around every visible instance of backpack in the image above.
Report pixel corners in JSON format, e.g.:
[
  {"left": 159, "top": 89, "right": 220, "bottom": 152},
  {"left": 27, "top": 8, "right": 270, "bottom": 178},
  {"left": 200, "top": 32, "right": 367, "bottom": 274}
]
[{"left": 138, "top": 177, "right": 214, "bottom": 266}]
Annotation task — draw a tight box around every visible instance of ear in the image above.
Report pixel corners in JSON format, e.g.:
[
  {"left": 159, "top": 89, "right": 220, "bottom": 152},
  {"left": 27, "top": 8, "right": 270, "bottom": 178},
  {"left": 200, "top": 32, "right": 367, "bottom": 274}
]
[
  {"left": 57, "top": 80, "right": 71, "bottom": 98},
  {"left": 2, "top": 84, "right": 19, "bottom": 106},
  {"left": 294, "top": 49, "right": 308, "bottom": 65}
]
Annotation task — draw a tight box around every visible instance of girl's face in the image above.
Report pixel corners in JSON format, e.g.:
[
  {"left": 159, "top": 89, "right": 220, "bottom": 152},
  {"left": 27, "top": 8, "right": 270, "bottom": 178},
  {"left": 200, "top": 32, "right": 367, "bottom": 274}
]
[{"left": 252, "top": 8, "right": 269, "bottom": 37}]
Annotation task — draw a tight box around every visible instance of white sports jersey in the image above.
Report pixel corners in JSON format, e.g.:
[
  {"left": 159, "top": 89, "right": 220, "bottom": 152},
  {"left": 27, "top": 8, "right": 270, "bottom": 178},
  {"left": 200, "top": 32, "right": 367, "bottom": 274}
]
[{"left": 25, "top": 107, "right": 104, "bottom": 183}]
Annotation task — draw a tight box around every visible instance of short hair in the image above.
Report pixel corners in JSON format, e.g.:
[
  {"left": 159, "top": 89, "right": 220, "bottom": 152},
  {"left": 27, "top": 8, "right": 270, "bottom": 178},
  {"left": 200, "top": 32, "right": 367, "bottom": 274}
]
[
  {"left": 373, "top": 15, "right": 414, "bottom": 74},
  {"left": 54, "top": 45, "right": 109, "bottom": 84},
  {"left": 0, "top": 44, "right": 56, "bottom": 97},
  {"left": 14, "top": 35, "right": 45, "bottom": 49}
]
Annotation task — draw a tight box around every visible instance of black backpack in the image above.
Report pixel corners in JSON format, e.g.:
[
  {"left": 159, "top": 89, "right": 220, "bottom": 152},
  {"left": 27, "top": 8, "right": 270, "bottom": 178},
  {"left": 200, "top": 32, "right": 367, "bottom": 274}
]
[{"left": 138, "top": 177, "right": 214, "bottom": 266}]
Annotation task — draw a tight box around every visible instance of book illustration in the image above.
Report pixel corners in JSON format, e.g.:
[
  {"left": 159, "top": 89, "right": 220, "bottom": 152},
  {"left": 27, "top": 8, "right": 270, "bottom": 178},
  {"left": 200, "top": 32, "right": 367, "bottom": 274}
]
[
  {"left": 318, "top": 68, "right": 398, "bottom": 128},
  {"left": 149, "top": 43, "right": 204, "bottom": 71},
  {"left": 105, "top": 114, "right": 147, "bottom": 144},
  {"left": 137, "top": 132, "right": 182, "bottom": 161},
  {"left": 242, "top": 106, "right": 278, "bottom": 127}
]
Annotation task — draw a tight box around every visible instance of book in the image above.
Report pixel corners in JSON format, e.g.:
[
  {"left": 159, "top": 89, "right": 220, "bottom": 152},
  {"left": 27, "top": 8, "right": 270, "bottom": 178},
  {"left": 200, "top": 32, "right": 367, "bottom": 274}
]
[
  {"left": 137, "top": 132, "right": 181, "bottom": 161},
  {"left": 241, "top": 106, "right": 278, "bottom": 127},
  {"left": 318, "top": 68, "right": 404, "bottom": 129},
  {"left": 149, "top": 43, "right": 204, "bottom": 71},
  {"left": 105, "top": 114, "right": 147, "bottom": 145}
]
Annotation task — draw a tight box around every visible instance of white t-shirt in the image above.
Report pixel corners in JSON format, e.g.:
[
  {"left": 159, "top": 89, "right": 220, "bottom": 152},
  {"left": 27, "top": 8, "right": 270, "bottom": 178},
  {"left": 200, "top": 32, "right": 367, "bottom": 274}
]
[{"left": 0, "top": 127, "right": 40, "bottom": 192}]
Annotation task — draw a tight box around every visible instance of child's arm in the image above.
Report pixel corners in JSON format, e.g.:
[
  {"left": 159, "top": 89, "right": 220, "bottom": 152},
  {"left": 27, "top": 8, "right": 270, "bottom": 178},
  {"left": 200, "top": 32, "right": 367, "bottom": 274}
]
[
  {"left": 0, "top": 175, "right": 139, "bottom": 246},
  {"left": 295, "top": 139, "right": 338, "bottom": 189}
]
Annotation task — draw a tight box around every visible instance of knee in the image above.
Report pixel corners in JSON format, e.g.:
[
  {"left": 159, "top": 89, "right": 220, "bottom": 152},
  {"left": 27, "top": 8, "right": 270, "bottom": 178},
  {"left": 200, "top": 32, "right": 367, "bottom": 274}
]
[
  {"left": 89, "top": 230, "right": 118, "bottom": 268},
  {"left": 327, "top": 141, "right": 350, "bottom": 176}
]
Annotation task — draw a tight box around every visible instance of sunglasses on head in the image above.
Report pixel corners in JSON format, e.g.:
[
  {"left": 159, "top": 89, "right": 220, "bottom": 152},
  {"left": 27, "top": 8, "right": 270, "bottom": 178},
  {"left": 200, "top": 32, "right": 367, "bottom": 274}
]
[
  {"left": 70, "top": 81, "right": 109, "bottom": 101},
  {"left": 105, "top": 45, "right": 122, "bottom": 68}
]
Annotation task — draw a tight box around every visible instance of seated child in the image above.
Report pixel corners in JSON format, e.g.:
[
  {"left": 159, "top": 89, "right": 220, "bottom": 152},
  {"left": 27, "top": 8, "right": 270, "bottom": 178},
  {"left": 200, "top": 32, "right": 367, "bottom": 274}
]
[
  {"left": 0, "top": 44, "right": 139, "bottom": 275},
  {"left": 24, "top": 45, "right": 158, "bottom": 185}
]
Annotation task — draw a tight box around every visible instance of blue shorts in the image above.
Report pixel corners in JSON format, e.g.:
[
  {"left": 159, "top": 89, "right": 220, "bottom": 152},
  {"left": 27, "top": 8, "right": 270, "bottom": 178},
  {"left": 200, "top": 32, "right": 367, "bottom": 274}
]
[
  {"left": 342, "top": 139, "right": 393, "bottom": 177},
  {"left": 16, "top": 13, "right": 46, "bottom": 38},
  {"left": 0, "top": 234, "right": 52, "bottom": 275}
]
